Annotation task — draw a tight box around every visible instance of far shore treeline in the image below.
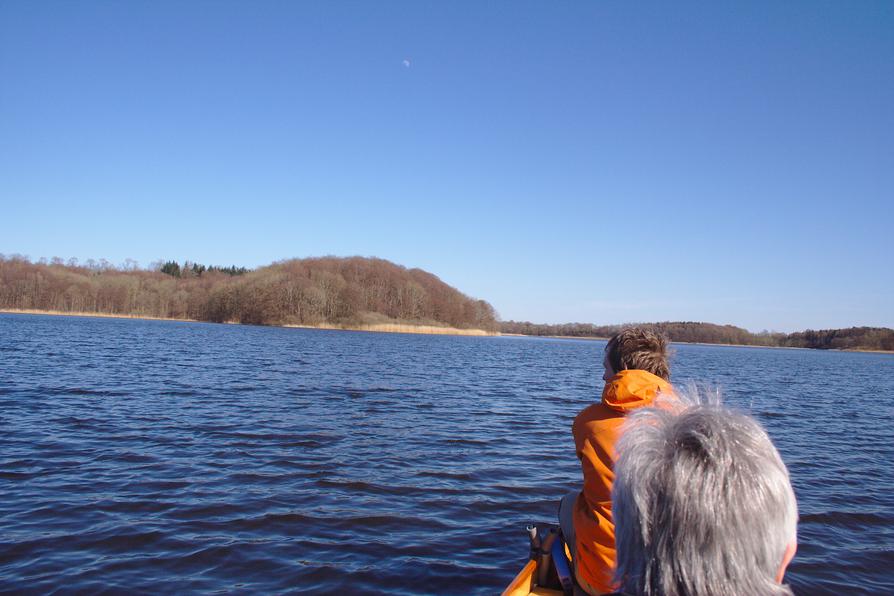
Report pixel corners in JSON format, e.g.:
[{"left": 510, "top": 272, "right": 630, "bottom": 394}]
[
  {"left": 499, "top": 320, "right": 894, "bottom": 352},
  {"left": 0, "top": 255, "right": 498, "bottom": 331},
  {"left": 1, "top": 254, "right": 891, "bottom": 351}
]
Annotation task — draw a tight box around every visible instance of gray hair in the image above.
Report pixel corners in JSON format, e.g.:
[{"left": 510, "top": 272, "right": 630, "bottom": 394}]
[{"left": 612, "top": 404, "right": 798, "bottom": 596}]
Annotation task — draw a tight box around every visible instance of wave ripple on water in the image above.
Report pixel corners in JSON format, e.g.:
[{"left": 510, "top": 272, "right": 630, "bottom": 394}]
[{"left": 1, "top": 314, "right": 893, "bottom": 594}]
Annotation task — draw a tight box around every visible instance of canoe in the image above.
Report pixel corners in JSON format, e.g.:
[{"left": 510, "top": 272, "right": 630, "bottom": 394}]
[
  {"left": 502, "top": 558, "right": 564, "bottom": 596},
  {"left": 502, "top": 523, "right": 572, "bottom": 596}
]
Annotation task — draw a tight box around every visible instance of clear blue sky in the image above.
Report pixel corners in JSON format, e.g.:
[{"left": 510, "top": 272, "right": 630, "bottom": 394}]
[{"left": 1, "top": 1, "right": 891, "bottom": 332}]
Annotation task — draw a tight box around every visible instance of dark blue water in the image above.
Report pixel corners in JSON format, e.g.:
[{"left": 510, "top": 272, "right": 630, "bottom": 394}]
[{"left": 1, "top": 314, "right": 892, "bottom": 594}]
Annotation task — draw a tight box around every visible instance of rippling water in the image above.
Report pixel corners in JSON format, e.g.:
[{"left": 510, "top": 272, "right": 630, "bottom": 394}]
[{"left": 1, "top": 313, "right": 892, "bottom": 594}]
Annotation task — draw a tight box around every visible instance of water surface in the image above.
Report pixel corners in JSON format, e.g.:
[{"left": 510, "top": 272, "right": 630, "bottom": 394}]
[{"left": 1, "top": 314, "right": 892, "bottom": 594}]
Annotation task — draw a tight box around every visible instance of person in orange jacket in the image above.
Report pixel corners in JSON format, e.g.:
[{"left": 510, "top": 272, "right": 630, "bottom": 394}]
[{"left": 558, "top": 327, "right": 673, "bottom": 595}]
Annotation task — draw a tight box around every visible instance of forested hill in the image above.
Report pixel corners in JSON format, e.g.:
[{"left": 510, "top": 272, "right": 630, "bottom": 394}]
[
  {"left": 0, "top": 255, "right": 498, "bottom": 331},
  {"left": 500, "top": 320, "right": 894, "bottom": 352}
]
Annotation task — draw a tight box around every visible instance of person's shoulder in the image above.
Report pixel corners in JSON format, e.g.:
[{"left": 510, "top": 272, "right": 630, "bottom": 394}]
[
  {"left": 573, "top": 401, "right": 624, "bottom": 433},
  {"left": 574, "top": 401, "right": 608, "bottom": 421}
]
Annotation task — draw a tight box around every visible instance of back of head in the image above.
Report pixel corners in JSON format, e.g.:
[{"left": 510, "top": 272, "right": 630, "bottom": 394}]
[
  {"left": 606, "top": 327, "right": 670, "bottom": 381},
  {"left": 612, "top": 405, "right": 798, "bottom": 596}
]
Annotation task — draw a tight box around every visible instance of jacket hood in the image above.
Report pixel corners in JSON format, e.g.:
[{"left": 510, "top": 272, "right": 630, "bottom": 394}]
[{"left": 601, "top": 369, "right": 672, "bottom": 412}]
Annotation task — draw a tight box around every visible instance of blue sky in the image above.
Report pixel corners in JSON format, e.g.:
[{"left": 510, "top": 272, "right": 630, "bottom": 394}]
[{"left": 1, "top": 1, "right": 892, "bottom": 332}]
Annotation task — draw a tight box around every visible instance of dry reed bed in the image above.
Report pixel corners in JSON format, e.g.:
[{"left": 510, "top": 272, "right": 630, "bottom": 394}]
[{"left": 1, "top": 309, "right": 497, "bottom": 337}]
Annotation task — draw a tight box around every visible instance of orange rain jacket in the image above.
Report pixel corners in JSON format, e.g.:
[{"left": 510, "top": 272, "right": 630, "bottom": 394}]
[{"left": 571, "top": 369, "right": 673, "bottom": 595}]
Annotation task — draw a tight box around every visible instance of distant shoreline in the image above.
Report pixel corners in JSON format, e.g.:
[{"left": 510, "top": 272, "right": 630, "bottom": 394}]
[
  {"left": 3, "top": 310, "right": 890, "bottom": 352},
  {"left": 0, "top": 309, "right": 497, "bottom": 337},
  {"left": 507, "top": 333, "right": 794, "bottom": 349},
  {"left": 496, "top": 331, "right": 893, "bottom": 353}
]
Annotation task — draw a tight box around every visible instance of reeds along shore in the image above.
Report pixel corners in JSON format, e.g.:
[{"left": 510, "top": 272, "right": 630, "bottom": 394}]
[
  {"left": 284, "top": 322, "right": 496, "bottom": 336},
  {"left": 0, "top": 309, "right": 498, "bottom": 337},
  {"left": 0, "top": 308, "right": 198, "bottom": 322}
]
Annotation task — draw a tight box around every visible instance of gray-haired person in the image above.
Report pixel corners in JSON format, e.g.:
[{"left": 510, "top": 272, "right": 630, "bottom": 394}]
[{"left": 611, "top": 405, "right": 798, "bottom": 596}]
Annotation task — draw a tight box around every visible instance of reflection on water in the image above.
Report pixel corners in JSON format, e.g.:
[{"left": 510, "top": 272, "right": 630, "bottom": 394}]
[{"left": 1, "top": 314, "right": 892, "bottom": 594}]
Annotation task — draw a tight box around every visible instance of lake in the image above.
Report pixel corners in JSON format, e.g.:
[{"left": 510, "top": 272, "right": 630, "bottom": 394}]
[{"left": 1, "top": 313, "right": 892, "bottom": 594}]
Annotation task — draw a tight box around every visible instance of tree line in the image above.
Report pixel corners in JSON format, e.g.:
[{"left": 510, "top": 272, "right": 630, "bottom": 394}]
[
  {"left": 159, "top": 261, "right": 249, "bottom": 278},
  {"left": 500, "top": 320, "right": 894, "bottom": 351},
  {"left": 2, "top": 253, "right": 888, "bottom": 349},
  {"left": 0, "top": 255, "right": 498, "bottom": 331}
]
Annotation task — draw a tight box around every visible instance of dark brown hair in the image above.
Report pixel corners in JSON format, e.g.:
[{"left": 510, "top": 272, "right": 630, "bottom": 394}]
[{"left": 605, "top": 327, "right": 670, "bottom": 381}]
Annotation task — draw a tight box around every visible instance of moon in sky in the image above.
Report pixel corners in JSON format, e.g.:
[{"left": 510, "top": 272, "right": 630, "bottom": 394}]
[{"left": 402, "top": 59, "right": 411, "bottom": 68}]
